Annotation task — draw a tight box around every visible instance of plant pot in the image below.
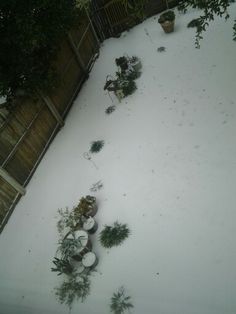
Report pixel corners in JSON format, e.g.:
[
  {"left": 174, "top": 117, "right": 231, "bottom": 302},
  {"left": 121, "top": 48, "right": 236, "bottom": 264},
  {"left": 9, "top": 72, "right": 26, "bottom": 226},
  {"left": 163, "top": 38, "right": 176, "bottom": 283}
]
[
  {"left": 86, "top": 203, "right": 98, "bottom": 217},
  {"left": 83, "top": 217, "right": 98, "bottom": 234},
  {"left": 130, "top": 60, "right": 142, "bottom": 72},
  {"left": 82, "top": 252, "right": 98, "bottom": 269},
  {"left": 160, "top": 20, "right": 175, "bottom": 33}
]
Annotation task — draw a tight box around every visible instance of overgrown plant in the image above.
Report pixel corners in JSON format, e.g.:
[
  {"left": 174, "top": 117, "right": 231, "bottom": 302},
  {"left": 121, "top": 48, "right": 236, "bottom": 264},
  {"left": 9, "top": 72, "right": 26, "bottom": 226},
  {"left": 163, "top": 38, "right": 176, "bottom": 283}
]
[
  {"left": 51, "top": 257, "right": 73, "bottom": 276},
  {"left": 55, "top": 274, "right": 91, "bottom": 310},
  {"left": 178, "top": 0, "right": 236, "bottom": 47},
  {"left": 57, "top": 207, "right": 83, "bottom": 238},
  {"left": 110, "top": 286, "right": 134, "bottom": 314},
  {"left": 90, "top": 140, "right": 104, "bottom": 153},
  {"left": 100, "top": 221, "right": 130, "bottom": 248},
  {"left": 57, "top": 236, "right": 85, "bottom": 259}
]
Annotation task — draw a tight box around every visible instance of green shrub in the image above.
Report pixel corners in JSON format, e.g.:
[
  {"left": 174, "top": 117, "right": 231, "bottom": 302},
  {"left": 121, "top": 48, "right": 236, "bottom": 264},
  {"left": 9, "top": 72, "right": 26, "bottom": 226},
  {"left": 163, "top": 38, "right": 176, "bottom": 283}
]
[
  {"left": 100, "top": 221, "right": 130, "bottom": 248},
  {"left": 55, "top": 274, "right": 90, "bottom": 310}
]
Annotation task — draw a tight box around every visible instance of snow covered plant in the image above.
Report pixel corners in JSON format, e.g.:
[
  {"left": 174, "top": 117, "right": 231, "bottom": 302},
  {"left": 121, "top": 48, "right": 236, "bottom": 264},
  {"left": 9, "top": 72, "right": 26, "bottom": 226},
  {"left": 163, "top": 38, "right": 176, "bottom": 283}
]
[
  {"left": 55, "top": 274, "right": 90, "bottom": 310},
  {"left": 57, "top": 207, "right": 83, "bottom": 237},
  {"left": 90, "top": 140, "right": 104, "bottom": 153},
  {"left": 110, "top": 287, "right": 134, "bottom": 314},
  {"left": 51, "top": 257, "right": 73, "bottom": 276},
  {"left": 105, "top": 106, "right": 116, "bottom": 114},
  {"left": 100, "top": 221, "right": 130, "bottom": 248},
  {"left": 58, "top": 236, "right": 84, "bottom": 259}
]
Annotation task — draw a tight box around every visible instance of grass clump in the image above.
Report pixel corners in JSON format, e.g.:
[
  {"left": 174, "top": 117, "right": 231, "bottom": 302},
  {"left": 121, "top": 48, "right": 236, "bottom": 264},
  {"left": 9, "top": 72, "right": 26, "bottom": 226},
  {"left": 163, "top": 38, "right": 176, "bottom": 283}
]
[
  {"left": 110, "top": 286, "right": 134, "bottom": 314},
  {"left": 100, "top": 221, "right": 130, "bottom": 248},
  {"left": 90, "top": 140, "right": 104, "bottom": 153}
]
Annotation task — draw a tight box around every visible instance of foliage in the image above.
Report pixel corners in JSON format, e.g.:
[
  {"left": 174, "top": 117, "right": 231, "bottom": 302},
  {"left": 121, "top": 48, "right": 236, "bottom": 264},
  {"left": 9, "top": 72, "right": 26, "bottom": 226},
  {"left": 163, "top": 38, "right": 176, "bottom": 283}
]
[
  {"left": 116, "top": 57, "right": 129, "bottom": 71},
  {"left": 57, "top": 236, "right": 85, "bottom": 259},
  {"left": 110, "top": 287, "right": 134, "bottom": 314},
  {"left": 121, "top": 0, "right": 149, "bottom": 21},
  {"left": 76, "top": 0, "right": 91, "bottom": 10},
  {"left": 106, "top": 106, "right": 116, "bottom": 114},
  {"left": 100, "top": 221, "right": 130, "bottom": 248},
  {"left": 57, "top": 207, "right": 83, "bottom": 237},
  {"left": 178, "top": 0, "right": 236, "bottom": 47},
  {"left": 51, "top": 257, "right": 73, "bottom": 276},
  {"left": 157, "top": 46, "right": 166, "bottom": 52},
  {"left": 187, "top": 18, "right": 201, "bottom": 28},
  {"left": 74, "top": 195, "right": 96, "bottom": 217},
  {"left": 55, "top": 274, "right": 90, "bottom": 310},
  {"left": 158, "top": 10, "right": 175, "bottom": 23},
  {"left": 0, "top": 0, "right": 83, "bottom": 101},
  {"left": 90, "top": 140, "right": 104, "bottom": 153}
]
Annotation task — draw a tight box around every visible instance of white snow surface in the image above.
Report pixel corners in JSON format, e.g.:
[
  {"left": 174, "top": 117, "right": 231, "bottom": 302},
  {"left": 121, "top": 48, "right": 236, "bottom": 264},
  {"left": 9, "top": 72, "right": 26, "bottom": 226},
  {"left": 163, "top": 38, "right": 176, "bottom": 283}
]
[{"left": 1, "top": 6, "right": 236, "bottom": 314}]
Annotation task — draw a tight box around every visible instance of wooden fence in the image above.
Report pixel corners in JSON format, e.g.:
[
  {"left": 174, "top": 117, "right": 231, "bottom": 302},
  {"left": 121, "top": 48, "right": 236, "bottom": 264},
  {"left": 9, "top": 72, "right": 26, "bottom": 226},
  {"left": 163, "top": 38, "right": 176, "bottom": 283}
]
[
  {"left": 0, "top": 0, "right": 180, "bottom": 232},
  {"left": 0, "top": 11, "right": 99, "bottom": 231}
]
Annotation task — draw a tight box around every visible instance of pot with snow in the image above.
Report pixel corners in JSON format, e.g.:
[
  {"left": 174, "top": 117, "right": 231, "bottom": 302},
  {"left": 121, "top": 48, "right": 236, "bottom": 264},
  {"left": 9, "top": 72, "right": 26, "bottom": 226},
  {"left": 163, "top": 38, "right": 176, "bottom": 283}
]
[{"left": 158, "top": 10, "right": 175, "bottom": 33}]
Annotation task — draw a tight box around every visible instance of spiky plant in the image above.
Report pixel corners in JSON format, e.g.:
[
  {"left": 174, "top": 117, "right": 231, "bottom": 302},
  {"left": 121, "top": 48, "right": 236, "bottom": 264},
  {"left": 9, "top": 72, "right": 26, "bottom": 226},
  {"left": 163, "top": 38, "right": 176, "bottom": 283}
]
[
  {"left": 51, "top": 257, "right": 73, "bottom": 276},
  {"left": 110, "top": 286, "right": 134, "bottom": 314},
  {"left": 90, "top": 140, "right": 104, "bottom": 153},
  {"left": 55, "top": 274, "right": 90, "bottom": 309},
  {"left": 57, "top": 236, "right": 85, "bottom": 259},
  {"left": 100, "top": 221, "right": 130, "bottom": 248}
]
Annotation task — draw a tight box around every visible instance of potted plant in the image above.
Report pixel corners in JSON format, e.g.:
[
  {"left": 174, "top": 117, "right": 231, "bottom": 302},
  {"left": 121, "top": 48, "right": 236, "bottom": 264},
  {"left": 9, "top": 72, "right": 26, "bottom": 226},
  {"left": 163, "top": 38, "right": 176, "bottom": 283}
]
[
  {"left": 74, "top": 196, "right": 97, "bottom": 217},
  {"left": 158, "top": 10, "right": 175, "bottom": 33},
  {"left": 51, "top": 257, "right": 73, "bottom": 276}
]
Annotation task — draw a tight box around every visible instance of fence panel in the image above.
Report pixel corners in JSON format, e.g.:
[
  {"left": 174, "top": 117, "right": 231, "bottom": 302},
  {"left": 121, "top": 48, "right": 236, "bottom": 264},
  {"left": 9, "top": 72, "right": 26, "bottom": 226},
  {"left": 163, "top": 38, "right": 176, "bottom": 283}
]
[{"left": 0, "top": 15, "right": 99, "bottom": 231}]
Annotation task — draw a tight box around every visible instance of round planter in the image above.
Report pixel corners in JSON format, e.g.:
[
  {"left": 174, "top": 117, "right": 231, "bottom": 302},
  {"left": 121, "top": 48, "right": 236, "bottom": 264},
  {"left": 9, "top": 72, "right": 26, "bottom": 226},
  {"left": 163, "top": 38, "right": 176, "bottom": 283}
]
[
  {"left": 83, "top": 217, "right": 98, "bottom": 234},
  {"left": 68, "top": 230, "right": 92, "bottom": 258},
  {"left": 160, "top": 20, "right": 175, "bottom": 33},
  {"left": 82, "top": 252, "right": 98, "bottom": 269}
]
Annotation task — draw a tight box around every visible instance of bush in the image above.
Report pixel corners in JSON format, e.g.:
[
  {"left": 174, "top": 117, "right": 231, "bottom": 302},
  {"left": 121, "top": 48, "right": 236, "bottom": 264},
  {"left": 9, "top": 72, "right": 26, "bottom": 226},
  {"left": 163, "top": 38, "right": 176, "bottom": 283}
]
[
  {"left": 55, "top": 274, "right": 90, "bottom": 310},
  {"left": 100, "top": 221, "right": 130, "bottom": 248}
]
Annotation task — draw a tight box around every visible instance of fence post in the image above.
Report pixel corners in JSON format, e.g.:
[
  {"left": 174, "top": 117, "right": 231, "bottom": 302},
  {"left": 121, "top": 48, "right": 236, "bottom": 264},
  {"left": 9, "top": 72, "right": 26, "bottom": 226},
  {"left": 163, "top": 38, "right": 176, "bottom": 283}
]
[
  {"left": 85, "top": 8, "right": 100, "bottom": 48},
  {"left": 38, "top": 91, "right": 64, "bottom": 127},
  {"left": 67, "top": 33, "right": 87, "bottom": 74},
  {"left": 0, "top": 167, "right": 26, "bottom": 195}
]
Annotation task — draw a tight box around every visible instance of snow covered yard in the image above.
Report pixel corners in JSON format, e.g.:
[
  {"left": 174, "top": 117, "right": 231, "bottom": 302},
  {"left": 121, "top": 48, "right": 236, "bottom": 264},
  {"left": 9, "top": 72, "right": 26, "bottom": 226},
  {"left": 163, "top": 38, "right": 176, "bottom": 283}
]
[{"left": 0, "top": 4, "right": 236, "bottom": 314}]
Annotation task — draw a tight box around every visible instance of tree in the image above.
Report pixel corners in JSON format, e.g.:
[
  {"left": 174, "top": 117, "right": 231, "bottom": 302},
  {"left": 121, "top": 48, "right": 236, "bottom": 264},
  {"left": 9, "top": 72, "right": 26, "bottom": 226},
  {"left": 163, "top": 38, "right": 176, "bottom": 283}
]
[
  {"left": 178, "top": 0, "right": 236, "bottom": 47},
  {"left": 0, "top": 0, "right": 89, "bottom": 101}
]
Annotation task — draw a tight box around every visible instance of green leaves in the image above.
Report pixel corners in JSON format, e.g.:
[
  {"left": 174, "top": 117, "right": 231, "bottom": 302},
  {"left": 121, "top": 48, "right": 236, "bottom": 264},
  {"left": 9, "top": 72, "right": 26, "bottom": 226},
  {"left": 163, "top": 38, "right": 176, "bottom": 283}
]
[
  {"left": 178, "top": 0, "right": 232, "bottom": 47},
  {"left": 100, "top": 221, "right": 130, "bottom": 248},
  {"left": 110, "top": 287, "right": 134, "bottom": 314},
  {"left": 55, "top": 274, "right": 91, "bottom": 310},
  {"left": 0, "top": 0, "right": 78, "bottom": 99},
  {"left": 90, "top": 140, "right": 105, "bottom": 153}
]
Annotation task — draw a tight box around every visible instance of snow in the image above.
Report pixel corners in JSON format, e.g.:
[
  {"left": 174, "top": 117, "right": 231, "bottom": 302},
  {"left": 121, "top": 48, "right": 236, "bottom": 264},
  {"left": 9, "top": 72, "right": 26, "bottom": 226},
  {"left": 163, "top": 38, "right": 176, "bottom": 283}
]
[{"left": 1, "top": 5, "right": 236, "bottom": 314}]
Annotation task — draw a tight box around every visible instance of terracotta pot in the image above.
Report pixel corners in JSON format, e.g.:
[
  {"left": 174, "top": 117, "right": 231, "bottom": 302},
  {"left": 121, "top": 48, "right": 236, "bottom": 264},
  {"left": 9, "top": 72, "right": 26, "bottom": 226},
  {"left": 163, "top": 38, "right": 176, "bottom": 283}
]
[{"left": 160, "top": 20, "right": 175, "bottom": 33}]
